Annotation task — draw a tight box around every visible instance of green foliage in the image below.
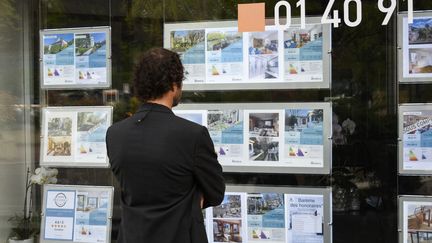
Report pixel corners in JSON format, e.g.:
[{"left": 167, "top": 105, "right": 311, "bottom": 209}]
[
  {"left": 207, "top": 32, "right": 225, "bottom": 42},
  {"left": 48, "top": 44, "right": 63, "bottom": 54},
  {"left": 76, "top": 47, "right": 90, "bottom": 56}
]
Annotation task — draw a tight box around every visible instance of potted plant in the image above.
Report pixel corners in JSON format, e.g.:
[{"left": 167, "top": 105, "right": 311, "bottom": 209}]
[{"left": 8, "top": 167, "right": 58, "bottom": 243}]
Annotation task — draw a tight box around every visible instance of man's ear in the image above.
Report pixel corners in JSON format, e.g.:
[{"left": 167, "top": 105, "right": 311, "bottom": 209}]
[
  {"left": 169, "top": 83, "right": 176, "bottom": 92},
  {"left": 172, "top": 83, "right": 182, "bottom": 91}
]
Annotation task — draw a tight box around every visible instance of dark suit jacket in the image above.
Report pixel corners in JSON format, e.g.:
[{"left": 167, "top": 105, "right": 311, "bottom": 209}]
[{"left": 106, "top": 102, "right": 225, "bottom": 243}]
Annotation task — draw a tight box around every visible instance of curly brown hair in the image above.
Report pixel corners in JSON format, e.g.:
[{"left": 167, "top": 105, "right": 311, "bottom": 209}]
[{"left": 133, "top": 48, "right": 184, "bottom": 102}]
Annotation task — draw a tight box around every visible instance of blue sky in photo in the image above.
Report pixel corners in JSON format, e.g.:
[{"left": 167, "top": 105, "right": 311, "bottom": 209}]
[
  {"left": 173, "top": 30, "right": 204, "bottom": 38},
  {"left": 221, "top": 195, "right": 238, "bottom": 205},
  {"left": 91, "top": 32, "right": 106, "bottom": 43},
  {"left": 176, "top": 113, "right": 203, "bottom": 125},
  {"left": 44, "top": 33, "right": 73, "bottom": 45},
  {"left": 411, "top": 18, "right": 432, "bottom": 28},
  {"left": 173, "top": 31, "right": 190, "bottom": 38}
]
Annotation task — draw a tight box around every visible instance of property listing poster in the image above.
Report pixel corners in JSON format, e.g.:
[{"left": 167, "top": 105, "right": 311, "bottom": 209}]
[
  {"left": 43, "top": 187, "right": 112, "bottom": 243},
  {"left": 42, "top": 29, "right": 109, "bottom": 87},
  {"left": 74, "top": 190, "right": 110, "bottom": 242},
  {"left": 175, "top": 109, "right": 245, "bottom": 164},
  {"left": 75, "top": 32, "right": 108, "bottom": 85},
  {"left": 174, "top": 106, "right": 329, "bottom": 171},
  {"left": 43, "top": 33, "right": 75, "bottom": 85},
  {"left": 42, "top": 107, "right": 112, "bottom": 166},
  {"left": 209, "top": 192, "right": 247, "bottom": 243},
  {"left": 165, "top": 22, "right": 331, "bottom": 88},
  {"left": 208, "top": 109, "right": 244, "bottom": 164},
  {"left": 43, "top": 112, "right": 74, "bottom": 162},
  {"left": 247, "top": 193, "right": 285, "bottom": 243},
  {"left": 285, "top": 194, "right": 324, "bottom": 243},
  {"left": 246, "top": 110, "right": 283, "bottom": 164},
  {"left": 206, "top": 28, "right": 244, "bottom": 83},
  {"left": 248, "top": 28, "right": 280, "bottom": 82},
  {"left": 174, "top": 110, "right": 208, "bottom": 126},
  {"left": 402, "top": 110, "right": 432, "bottom": 171},
  {"left": 170, "top": 29, "right": 206, "bottom": 83},
  {"left": 284, "top": 109, "right": 324, "bottom": 168},
  {"left": 284, "top": 24, "right": 324, "bottom": 83},
  {"left": 402, "top": 16, "right": 432, "bottom": 80},
  {"left": 44, "top": 190, "right": 76, "bottom": 240},
  {"left": 203, "top": 209, "right": 208, "bottom": 229},
  {"left": 76, "top": 110, "right": 110, "bottom": 163},
  {"left": 402, "top": 200, "right": 432, "bottom": 243}
]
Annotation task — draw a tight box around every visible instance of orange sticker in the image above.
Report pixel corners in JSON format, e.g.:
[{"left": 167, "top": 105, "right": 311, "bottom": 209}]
[{"left": 238, "top": 3, "right": 265, "bottom": 32}]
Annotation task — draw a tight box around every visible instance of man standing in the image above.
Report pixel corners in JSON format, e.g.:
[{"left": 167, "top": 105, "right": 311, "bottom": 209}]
[{"left": 106, "top": 48, "right": 225, "bottom": 243}]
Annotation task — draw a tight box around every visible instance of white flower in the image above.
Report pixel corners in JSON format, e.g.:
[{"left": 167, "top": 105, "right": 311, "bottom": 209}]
[
  {"left": 342, "top": 118, "right": 356, "bottom": 135},
  {"left": 34, "top": 167, "right": 41, "bottom": 174},
  {"left": 29, "top": 167, "right": 58, "bottom": 185},
  {"left": 44, "top": 168, "right": 58, "bottom": 178},
  {"left": 30, "top": 174, "right": 43, "bottom": 185}
]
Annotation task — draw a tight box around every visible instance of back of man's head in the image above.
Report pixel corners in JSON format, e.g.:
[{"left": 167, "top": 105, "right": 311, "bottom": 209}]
[{"left": 133, "top": 48, "right": 184, "bottom": 102}]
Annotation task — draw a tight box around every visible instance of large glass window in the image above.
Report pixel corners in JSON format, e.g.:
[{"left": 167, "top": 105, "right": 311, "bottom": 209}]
[
  {"left": 3, "top": 0, "right": 432, "bottom": 242},
  {"left": 0, "top": 0, "right": 32, "bottom": 241}
]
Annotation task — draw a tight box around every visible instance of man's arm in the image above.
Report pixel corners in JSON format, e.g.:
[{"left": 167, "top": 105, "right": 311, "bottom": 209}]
[{"left": 193, "top": 126, "right": 225, "bottom": 208}]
